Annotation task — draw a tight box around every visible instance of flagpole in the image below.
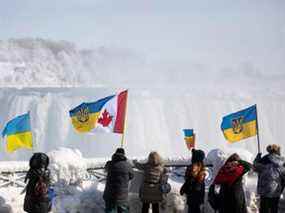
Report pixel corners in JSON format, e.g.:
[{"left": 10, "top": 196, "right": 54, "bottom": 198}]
[
  {"left": 255, "top": 105, "right": 261, "bottom": 153},
  {"left": 120, "top": 90, "right": 128, "bottom": 148}
]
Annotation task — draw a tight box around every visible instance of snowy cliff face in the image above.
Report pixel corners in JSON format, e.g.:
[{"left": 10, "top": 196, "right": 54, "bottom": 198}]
[{"left": 0, "top": 38, "right": 285, "bottom": 161}]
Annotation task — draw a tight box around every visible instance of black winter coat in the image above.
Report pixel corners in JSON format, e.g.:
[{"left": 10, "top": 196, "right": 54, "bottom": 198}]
[
  {"left": 24, "top": 168, "right": 51, "bottom": 213},
  {"left": 180, "top": 164, "right": 206, "bottom": 207},
  {"left": 219, "top": 176, "right": 247, "bottom": 213},
  {"left": 215, "top": 160, "right": 251, "bottom": 213},
  {"left": 103, "top": 153, "right": 134, "bottom": 203}
]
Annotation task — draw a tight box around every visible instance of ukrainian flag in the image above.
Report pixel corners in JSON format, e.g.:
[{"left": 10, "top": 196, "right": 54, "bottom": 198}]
[
  {"left": 2, "top": 113, "right": 33, "bottom": 152},
  {"left": 221, "top": 105, "right": 257, "bottom": 143},
  {"left": 69, "top": 95, "right": 115, "bottom": 133},
  {"left": 183, "top": 129, "right": 195, "bottom": 149}
]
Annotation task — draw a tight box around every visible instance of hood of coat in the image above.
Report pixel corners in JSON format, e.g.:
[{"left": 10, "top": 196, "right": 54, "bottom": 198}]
[
  {"left": 268, "top": 153, "right": 285, "bottom": 167},
  {"left": 112, "top": 152, "right": 127, "bottom": 162},
  {"left": 191, "top": 149, "right": 205, "bottom": 164}
]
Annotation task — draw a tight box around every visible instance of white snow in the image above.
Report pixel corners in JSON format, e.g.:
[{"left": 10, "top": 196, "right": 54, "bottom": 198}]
[{"left": 48, "top": 148, "right": 87, "bottom": 185}]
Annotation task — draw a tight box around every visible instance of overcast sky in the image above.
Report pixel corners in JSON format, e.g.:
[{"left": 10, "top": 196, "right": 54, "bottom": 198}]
[{"left": 0, "top": 0, "right": 284, "bottom": 72}]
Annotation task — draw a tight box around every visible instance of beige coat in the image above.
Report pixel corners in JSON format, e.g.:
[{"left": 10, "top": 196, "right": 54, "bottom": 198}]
[{"left": 135, "top": 162, "right": 167, "bottom": 203}]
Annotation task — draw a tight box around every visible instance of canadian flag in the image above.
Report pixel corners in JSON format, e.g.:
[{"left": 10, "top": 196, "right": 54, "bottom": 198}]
[{"left": 94, "top": 90, "right": 128, "bottom": 134}]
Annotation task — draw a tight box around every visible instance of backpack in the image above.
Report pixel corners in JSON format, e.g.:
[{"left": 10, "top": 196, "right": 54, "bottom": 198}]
[
  {"left": 208, "top": 184, "right": 221, "bottom": 211},
  {"left": 30, "top": 152, "right": 49, "bottom": 169},
  {"left": 34, "top": 176, "right": 48, "bottom": 197}
]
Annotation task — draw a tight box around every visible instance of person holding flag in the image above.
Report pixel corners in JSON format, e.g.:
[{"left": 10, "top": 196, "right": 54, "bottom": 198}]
[
  {"left": 254, "top": 144, "right": 285, "bottom": 213},
  {"left": 180, "top": 149, "right": 206, "bottom": 213},
  {"left": 103, "top": 148, "right": 134, "bottom": 213}
]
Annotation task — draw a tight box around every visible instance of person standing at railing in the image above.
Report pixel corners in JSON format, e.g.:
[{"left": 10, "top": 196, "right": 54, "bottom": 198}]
[
  {"left": 213, "top": 153, "right": 251, "bottom": 213},
  {"left": 24, "top": 152, "right": 51, "bottom": 213},
  {"left": 103, "top": 148, "right": 134, "bottom": 213},
  {"left": 133, "top": 151, "right": 168, "bottom": 213},
  {"left": 254, "top": 144, "right": 285, "bottom": 213},
  {"left": 180, "top": 149, "right": 206, "bottom": 213}
]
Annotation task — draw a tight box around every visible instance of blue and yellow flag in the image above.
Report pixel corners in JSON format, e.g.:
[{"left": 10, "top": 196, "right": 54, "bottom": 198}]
[
  {"left": 221, "top": 105, "right": 257, "bottom": 143},
  {"left": 2, "top": 113, "right": 33, "bottom": 152},
  {"left": 183, "top": 129, "right": 195, "bottom": 150},
  {"left": 69, "top": 95, "right": 115, "bottom": 133}
]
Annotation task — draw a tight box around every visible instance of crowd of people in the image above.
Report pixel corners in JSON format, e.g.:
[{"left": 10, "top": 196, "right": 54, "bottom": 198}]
[{"left": 22, "top": 144, "right": 285, "bottom": 213}]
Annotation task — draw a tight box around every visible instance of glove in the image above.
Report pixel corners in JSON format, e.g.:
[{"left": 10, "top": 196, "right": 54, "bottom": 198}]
[{"left": 256, "top": 153, "right": 262, "bottom": 160}]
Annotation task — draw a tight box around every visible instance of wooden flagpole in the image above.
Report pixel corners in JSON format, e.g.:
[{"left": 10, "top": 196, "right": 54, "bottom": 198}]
[
  {"left": 120, "top": 90, "right": 128, "bottom": 148},
  {"left": 255, "top": 105, "right": 261, "bottom": 153}
]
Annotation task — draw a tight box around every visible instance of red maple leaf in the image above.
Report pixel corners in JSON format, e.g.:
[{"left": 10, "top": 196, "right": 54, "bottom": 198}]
[{"left": 98, "top": 109, "right": 113, "bottom": 127}]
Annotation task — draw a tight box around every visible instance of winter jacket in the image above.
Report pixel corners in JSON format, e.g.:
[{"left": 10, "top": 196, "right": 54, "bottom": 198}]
[
  {"left": 24, "top": 168, "right": 51, "bottom": 213},
  {"left": 134, "top": 162, "right": 167, "bottom": 203},
  {"left": 103, "top": 153, "right": 134, "bottom": 203},
  {"left": 213, "top": 160, "right": 251, "bottom": 213},
  {"left": 254, "top": 153, "right": 285, "bottom": 198},
  {"left": 180, "top": 163, "right": 206, "bottom": 206}
]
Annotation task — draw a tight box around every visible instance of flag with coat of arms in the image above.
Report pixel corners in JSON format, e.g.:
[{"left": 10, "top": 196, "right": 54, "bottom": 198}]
[{"left": 69, "top": 90, "right": 128, "bottom": 134}]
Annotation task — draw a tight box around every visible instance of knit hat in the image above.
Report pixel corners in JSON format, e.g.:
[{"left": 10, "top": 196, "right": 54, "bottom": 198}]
[
  {"left": 191, "top": 149, "right": 205, "bottom": 163},
  {"left": 115, "top": 148, "right": 125, "bottom": 155}
]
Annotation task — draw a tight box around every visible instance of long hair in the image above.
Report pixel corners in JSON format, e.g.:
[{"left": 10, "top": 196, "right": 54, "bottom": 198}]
[
  {"left": 191, "top": 162, "right": 204, "bottom": 177},
  {"left": 147, "top": 151, "right": 163, "bottom": 166}
]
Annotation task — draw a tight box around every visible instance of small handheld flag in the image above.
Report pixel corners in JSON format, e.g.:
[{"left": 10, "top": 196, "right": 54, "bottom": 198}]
[
  {"left": 183, "top": 129, "right": 195, "bottom": 150},
  {"left": 221, "top": 105, "right": 257, "bottom": 143},
  {"left": 69, "top": 90, "right": 128, "bottom": 134},
  {"left": 2, "top": 112, "right": 33, "bottom": 152}
]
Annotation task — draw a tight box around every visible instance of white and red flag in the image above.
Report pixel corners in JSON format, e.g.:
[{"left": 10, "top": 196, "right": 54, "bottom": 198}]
[{"left": 69, "top": 90, "right": 128, "bottom": 134}]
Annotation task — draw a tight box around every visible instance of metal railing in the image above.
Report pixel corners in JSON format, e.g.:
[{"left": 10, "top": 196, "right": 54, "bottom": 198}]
[{"left": 0, "top": 164, "right": 214, "bottom": 188}]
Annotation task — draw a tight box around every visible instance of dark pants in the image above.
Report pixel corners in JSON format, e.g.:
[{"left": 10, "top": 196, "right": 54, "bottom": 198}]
[
  {"left": 142, "top": 202, "right": 159, "bottom": 213},
  {"left": 105, "top": 201, "right": 129, "bottom": 213},
  {"left": 188, "top": 204, "right": 201, "bottom": 213},
  {"left": 260, "top": 197, "right": 280, "bottom": 213}
]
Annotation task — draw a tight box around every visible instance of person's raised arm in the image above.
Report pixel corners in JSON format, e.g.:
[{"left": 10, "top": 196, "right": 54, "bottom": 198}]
[
  {"left": 133, "top": 159, "right": 145, "bottom": 170},
  {"left": 253, "top": 153, "right": 265, "bottom": 172}
]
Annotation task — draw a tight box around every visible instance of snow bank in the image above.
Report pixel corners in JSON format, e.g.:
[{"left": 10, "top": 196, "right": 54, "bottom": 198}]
[
  {"left": 0, "top": 188, "right": 22, "bottom": 213},
  {"left": 48, "top": 147, "right": 87, "bottom": 185}
]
